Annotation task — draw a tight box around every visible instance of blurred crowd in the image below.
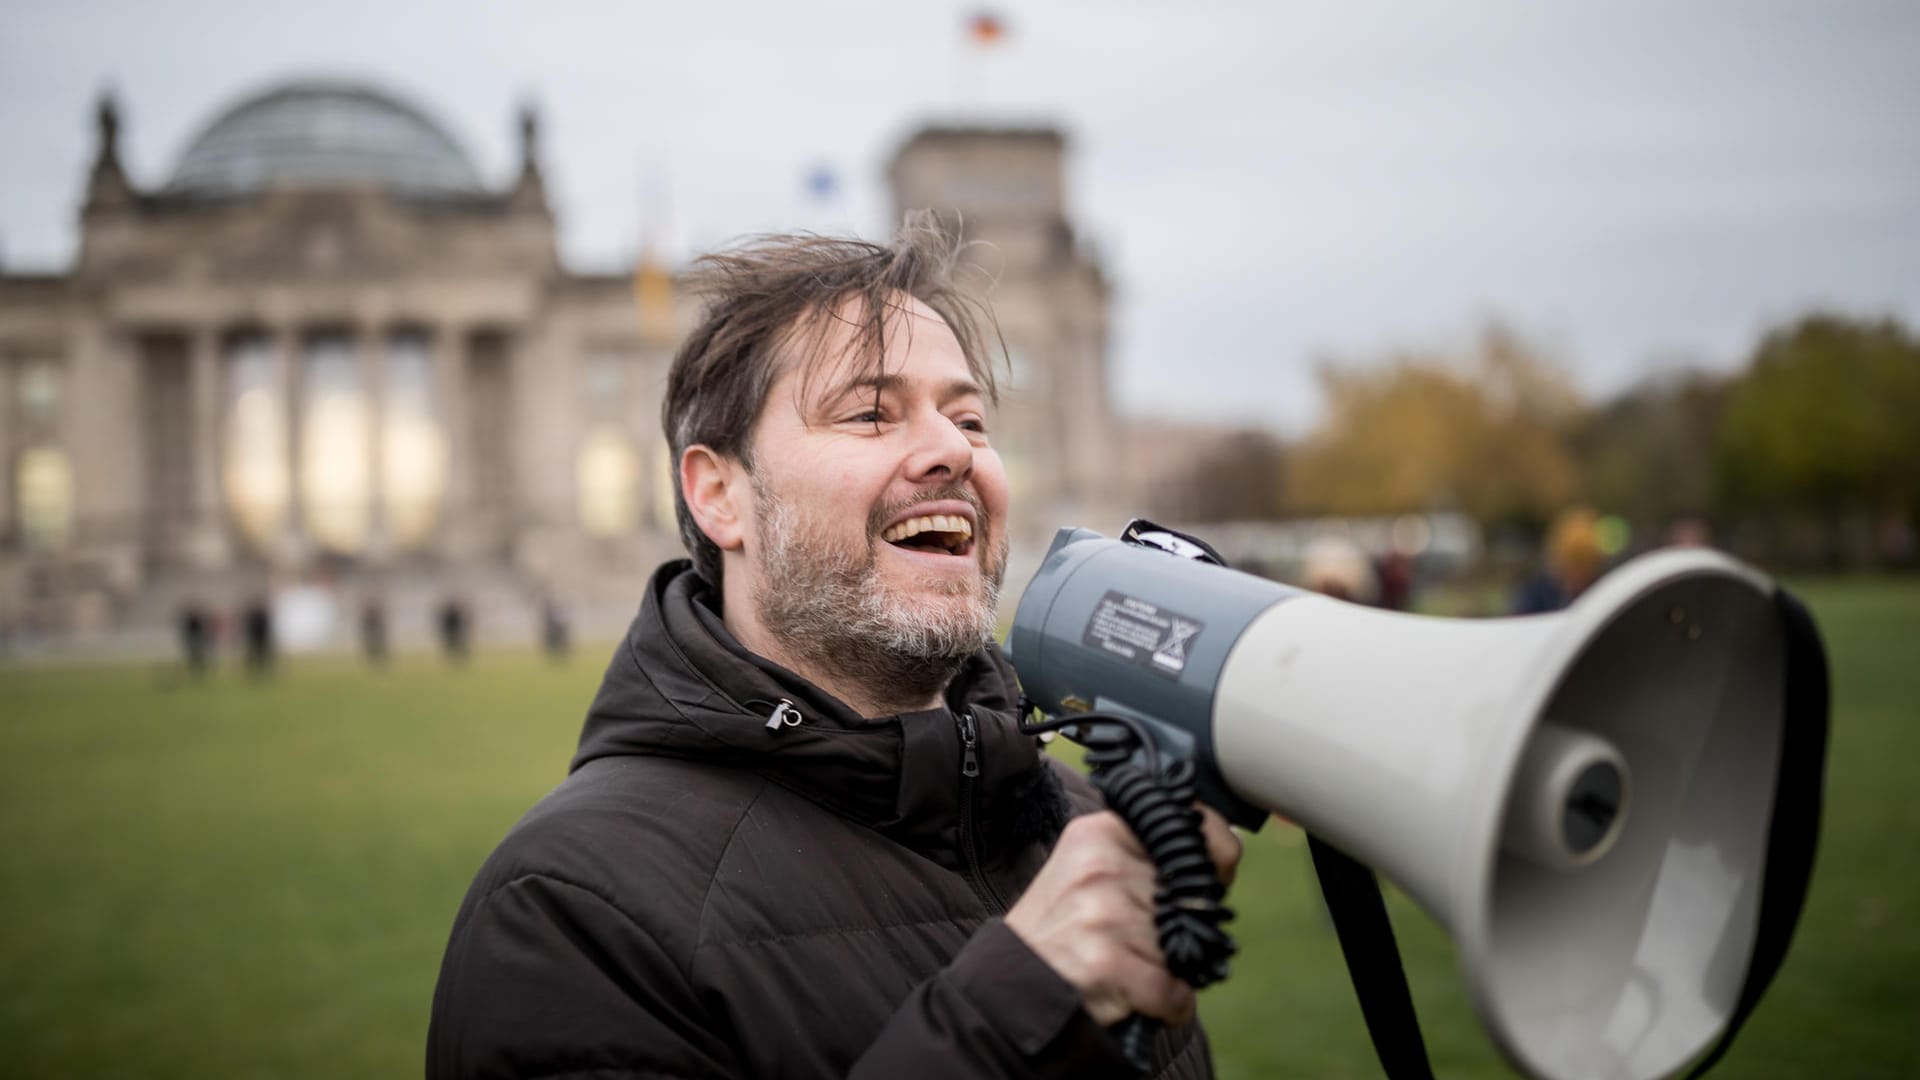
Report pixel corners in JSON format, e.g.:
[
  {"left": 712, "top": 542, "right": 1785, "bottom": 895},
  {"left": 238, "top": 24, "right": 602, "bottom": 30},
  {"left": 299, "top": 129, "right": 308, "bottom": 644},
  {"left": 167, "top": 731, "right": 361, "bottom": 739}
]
[
  {"left": 168, "top": 589, "right": 571, "bottom": 679},
  {"left": 1286, "top": 506, "right": 1719, "bottom": 618}
]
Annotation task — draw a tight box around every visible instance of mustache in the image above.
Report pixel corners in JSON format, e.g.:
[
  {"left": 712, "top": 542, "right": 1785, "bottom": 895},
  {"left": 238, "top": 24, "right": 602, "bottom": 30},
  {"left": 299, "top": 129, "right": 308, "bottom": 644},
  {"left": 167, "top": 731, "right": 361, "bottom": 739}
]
[{"left": 866, "top": 484, "right": 986, "bottom": 539}]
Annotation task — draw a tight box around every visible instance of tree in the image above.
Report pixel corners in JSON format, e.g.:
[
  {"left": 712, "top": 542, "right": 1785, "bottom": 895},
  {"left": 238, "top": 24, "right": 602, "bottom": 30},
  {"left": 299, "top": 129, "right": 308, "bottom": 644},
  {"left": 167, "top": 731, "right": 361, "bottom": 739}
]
[
  {"left": 1576, "top": 369, "right": 1732, "bottom": 530},
  {"left": 1287, "top": 324, "right": 1584, "bottom": 526},
  {"left": 1716, "top": 314, "right": 1920, "bottom": 520},
  {"left": 1164, "top": 430, "right": 1289, "bottom": 523},
  {"left": 1127, "top": 422, "right": 1288, "bottom": 524}
]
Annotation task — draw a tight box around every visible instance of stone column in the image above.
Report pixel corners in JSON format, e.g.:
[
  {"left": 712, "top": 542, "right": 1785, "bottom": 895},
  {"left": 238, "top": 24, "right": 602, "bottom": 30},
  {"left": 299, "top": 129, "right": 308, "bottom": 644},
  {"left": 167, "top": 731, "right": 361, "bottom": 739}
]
[
  {"left": 358, "top": 325, "right": 389, "bottom": 564},
  {"left": 432, "top": 322, "right": 470, "bottom": 560},
  {"left": 187, "top": 327, "right": 230, "bottom": 567},
  {"left": 274, "top": 326, "right": 305, "bottom": 568},
  {"left": 633, "top": 347, "right": 668, "bottom": 534},
  {"left": 69, "top": 321, "right": 140, "bottom": 563},
  {"left": 0, "top": 353, "right": 13, "bottom": 546}
]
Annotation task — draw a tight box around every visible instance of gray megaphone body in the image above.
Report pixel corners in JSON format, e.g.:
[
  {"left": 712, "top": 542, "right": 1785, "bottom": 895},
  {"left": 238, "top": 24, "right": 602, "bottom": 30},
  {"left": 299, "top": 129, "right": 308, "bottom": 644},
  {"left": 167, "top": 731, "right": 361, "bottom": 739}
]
[{"left": 1008, "top": 525, "right": 1827, "bottom": 1080}]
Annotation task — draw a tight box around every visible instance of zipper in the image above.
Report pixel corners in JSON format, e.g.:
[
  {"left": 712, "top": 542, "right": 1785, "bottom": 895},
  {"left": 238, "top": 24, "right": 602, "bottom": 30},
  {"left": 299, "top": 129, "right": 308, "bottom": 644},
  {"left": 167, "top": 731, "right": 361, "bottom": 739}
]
[
  {"left": 955, "top": 710, "right": 1007, "bottom": 913},
  {"left": 958, "top": 710, "right": 980, "bottom": 778},
  {"left": 761, "top": 699, "right": 803, "bottom": 732}
]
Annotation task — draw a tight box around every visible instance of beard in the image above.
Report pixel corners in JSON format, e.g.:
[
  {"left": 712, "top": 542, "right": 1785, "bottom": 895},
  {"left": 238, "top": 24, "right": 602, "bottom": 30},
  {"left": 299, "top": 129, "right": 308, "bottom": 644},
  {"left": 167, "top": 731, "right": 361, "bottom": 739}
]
[{"left": 750, "top": 481, "right": 1007, "bottom": 712}]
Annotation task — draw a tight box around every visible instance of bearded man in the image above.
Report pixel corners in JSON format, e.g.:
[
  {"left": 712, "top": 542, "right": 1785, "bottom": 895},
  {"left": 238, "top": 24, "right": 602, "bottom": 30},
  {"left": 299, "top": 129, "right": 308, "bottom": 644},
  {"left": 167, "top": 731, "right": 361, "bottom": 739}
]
[{"left": 427, "top": 220, "right": 1237, "bottom": 1079}]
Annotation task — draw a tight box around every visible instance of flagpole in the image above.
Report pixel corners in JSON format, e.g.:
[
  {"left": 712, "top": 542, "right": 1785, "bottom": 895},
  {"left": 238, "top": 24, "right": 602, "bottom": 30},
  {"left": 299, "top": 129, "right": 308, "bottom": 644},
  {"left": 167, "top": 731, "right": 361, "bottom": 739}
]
[{"left": 959, "top": 9, "right": 1008, "bottom": 111}]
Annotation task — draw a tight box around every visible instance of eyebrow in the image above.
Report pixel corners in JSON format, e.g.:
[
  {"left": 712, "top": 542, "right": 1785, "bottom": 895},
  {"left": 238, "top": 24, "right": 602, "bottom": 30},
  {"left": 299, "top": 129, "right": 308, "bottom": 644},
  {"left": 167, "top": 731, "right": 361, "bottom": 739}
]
[{"left": 823, "top": 373, "right": 986, "bottom": 409}]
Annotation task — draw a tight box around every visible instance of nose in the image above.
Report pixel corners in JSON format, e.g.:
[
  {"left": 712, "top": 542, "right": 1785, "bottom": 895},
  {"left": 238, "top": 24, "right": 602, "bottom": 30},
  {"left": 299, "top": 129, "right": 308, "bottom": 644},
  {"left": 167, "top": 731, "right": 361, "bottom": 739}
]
[{"left": 904, "top": 405, "right": 974, "bottom": 484}]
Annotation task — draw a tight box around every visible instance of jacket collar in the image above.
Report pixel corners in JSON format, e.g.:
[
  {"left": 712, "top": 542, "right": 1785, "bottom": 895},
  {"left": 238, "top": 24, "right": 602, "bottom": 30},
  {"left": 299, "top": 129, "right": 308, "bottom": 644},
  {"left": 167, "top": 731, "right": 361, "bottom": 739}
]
[{"left": 572, "top": 562, "right": 1048, "bottom": 862}]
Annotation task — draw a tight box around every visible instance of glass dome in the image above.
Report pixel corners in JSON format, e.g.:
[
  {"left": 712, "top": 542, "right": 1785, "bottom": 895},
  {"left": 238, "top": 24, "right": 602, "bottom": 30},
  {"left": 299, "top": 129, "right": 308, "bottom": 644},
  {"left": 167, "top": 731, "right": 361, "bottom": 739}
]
[{"left": 167, "top": 80, "right": 484, "bottom": 198}]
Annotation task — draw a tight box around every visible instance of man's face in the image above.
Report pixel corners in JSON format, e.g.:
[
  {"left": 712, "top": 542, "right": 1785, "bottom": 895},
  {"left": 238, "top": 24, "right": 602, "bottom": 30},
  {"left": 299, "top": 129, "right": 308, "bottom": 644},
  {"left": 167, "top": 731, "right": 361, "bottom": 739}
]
[{"left": 738, "top": 295, "right": 1011, "bottom": 698}]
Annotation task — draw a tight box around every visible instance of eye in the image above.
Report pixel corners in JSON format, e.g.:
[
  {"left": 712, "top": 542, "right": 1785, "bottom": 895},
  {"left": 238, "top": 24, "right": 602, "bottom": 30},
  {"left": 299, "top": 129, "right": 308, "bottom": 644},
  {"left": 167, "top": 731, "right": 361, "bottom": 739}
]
[
  {"left": 954, "top": 415, "right": 989, "bottom": 436},
  {"left": 840, "top": 408, "right": 886, "bottom": 425}
]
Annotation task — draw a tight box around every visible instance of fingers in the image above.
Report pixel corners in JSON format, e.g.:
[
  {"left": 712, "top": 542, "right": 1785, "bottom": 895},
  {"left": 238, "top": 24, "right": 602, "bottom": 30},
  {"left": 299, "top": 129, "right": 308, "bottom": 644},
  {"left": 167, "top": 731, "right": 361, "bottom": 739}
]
[
  {"left": 1058, "top": 883, "right": 1162, "bottom": 962},
  {"left": 1059, "top": 813, "right": 1157, "bottom": 908},
  {"left": 1066, "top": 810, "right": 1148, "bottom": 860},
  {"left": 1112, "top": 950, "right": 1199, "bottom": 1025},
  {"left": 1041, "top": 889, "right": 1178, "bottom": 1026},
  {"left": 1083, "top": 946, "right": 1198, "bottom": 1026},
  {"left": 1195, "top": 804, "right": 1243, "bottom": 887},
  {"left": 1007, "top": 809, "right": 1217, "bottom": 1030}
]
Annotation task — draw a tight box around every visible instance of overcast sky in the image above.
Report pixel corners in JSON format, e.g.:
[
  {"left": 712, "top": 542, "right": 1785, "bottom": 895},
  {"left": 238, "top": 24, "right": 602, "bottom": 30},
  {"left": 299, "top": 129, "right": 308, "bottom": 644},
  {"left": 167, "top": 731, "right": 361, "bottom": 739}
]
[{"left": 3, "top": 0, "right": 1916, "bottom": 432}]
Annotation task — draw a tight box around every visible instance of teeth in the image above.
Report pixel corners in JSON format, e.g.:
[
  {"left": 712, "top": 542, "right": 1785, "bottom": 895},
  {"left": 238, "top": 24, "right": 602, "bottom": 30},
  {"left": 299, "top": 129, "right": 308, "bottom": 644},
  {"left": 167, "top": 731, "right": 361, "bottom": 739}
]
[{"left": 882, "top": 514, "right": 974, "bottom": 546}]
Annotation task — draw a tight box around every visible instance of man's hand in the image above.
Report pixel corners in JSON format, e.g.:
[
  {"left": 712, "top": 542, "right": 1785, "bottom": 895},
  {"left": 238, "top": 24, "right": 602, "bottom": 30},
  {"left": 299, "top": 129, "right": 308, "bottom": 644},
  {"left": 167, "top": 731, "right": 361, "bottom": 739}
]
[{"left": 1004, "top": 806, "right": 1243, "bottom": 1026}]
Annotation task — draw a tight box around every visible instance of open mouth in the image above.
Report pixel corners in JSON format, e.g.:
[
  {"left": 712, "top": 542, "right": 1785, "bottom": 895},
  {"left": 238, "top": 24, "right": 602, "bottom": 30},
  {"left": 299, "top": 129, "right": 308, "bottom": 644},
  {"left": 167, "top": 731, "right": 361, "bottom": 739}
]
[{"left": 881, "top": 514, "right": 975, "bottom": 558}]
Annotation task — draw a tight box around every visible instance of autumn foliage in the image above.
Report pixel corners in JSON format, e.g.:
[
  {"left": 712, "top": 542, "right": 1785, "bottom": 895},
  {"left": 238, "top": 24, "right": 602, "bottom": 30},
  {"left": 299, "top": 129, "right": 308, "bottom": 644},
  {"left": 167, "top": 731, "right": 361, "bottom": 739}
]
[
  {"left": 1287, "top": 324, "right": 1583, "bottom": 526},
  {"left": 1229, "top": 312, "right": 1917, "bottom": 566}
]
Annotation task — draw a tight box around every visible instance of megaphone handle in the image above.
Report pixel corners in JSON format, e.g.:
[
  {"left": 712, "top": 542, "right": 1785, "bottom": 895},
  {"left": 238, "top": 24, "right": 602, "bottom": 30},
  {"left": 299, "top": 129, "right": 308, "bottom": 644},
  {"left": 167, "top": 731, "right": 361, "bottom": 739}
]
[
  {"left": 1093, "top": 761, "right": 1236, "bottom": 1074},
  {"left": 1109, "top": 1015, "right": 1159, "bottom": 1073},
  {"left": 1016, "top": 706, "right": 1237, "bottom": 1073}
]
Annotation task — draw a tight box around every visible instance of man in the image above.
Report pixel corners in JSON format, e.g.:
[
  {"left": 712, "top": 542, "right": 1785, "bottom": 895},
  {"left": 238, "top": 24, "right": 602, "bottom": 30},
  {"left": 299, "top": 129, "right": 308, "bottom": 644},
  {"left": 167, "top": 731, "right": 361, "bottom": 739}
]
[{"left": 428, "top": 220, "right": 1237, "bottom": 1078}]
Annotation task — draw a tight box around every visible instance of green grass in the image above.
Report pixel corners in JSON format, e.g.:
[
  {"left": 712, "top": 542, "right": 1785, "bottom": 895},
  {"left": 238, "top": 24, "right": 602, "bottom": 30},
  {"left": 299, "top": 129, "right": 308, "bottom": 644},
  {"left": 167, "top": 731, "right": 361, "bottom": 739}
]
[
  {"left": 0, "top": 653, "right": 593, "bottom": 1078},
  {"left": 2, "top": 580, "right": 1917, "bottom": 1078}
]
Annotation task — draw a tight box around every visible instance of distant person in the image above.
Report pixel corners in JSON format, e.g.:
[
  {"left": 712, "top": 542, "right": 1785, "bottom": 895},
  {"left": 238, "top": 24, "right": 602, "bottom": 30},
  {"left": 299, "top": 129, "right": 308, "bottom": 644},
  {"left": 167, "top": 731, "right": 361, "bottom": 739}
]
[
  {"left": 360, "top": 598, "right": 389, "bottom": 668},
  {"left": 242, "top": 597, "right": 276, "bottom": 676},
  {"left": 1513, "top": 507, "right": 1604, "bottom": 615},
  {"left": 1374, "top": 549, "right": 1415, "bottom": 612},
  {"left": 1300, "top": 536, "right": 1376, "bottom": 604},
  {"left": 540, "top": 593, "right": 571, "bottom": 663},
  {"left": 178, "top": 603, "right": 212, "bottom": 676},
  {"left": 438, "top": 597, "right": 470, "bottom": 666},
  {"left": 1665, "top": 517, "right": 1713, "bottom": 550}
]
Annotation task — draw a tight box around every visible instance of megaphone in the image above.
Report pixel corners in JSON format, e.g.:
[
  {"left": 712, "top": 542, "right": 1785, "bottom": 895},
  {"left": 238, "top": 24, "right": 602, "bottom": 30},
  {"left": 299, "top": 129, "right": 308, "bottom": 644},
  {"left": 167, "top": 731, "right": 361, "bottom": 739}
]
[{"left": 1009, "top": 524, "right": 1828, "bottom": 1080}]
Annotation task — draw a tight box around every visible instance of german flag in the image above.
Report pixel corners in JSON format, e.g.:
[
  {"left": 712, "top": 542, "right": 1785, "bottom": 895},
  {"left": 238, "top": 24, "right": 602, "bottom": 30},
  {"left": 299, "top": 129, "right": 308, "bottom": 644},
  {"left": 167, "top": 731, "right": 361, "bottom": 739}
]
[{"left": 967, "top": 10, "right": 1007, "bottom": 48}]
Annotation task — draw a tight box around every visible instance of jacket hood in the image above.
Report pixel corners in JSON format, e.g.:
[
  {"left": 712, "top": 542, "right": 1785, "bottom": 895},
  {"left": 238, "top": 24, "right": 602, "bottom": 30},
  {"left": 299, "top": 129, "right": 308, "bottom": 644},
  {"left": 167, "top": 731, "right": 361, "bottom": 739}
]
[{"left": 572, "top": 561, "right": 1060, "bottom": 861}]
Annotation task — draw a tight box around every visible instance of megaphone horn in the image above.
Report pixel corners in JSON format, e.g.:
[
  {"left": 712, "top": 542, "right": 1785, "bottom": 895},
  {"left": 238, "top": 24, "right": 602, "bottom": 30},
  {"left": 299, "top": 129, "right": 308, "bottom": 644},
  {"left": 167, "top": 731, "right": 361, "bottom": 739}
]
[{"left": 1009, "top": 525, "right": 1828, "bottom": 1080}]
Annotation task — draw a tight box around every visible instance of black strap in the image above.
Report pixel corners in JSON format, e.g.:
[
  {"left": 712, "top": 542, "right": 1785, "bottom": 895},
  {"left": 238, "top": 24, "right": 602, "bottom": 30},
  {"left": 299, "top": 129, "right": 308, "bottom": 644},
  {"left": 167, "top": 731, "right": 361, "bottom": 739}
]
[
  {"left": 1307, "top": 834, "right": 1435, "bottom": 1080},
  {"left": 1684, "top": 587, "right": 1830, "bottom": 1077}
]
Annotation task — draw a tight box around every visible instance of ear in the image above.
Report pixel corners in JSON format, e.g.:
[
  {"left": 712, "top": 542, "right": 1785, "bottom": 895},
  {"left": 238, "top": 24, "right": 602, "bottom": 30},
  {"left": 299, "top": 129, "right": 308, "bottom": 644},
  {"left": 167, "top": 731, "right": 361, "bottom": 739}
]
[{"left": 680, "top": 444, "right": 749, "bottom": 553}]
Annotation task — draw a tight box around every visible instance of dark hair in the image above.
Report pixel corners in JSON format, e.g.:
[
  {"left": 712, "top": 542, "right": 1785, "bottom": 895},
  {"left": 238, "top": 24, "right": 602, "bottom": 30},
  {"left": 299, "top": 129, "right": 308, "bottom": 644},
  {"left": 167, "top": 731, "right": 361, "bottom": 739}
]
[{"left": 663, "top": 212, "right": 1004, "bottom": 587}]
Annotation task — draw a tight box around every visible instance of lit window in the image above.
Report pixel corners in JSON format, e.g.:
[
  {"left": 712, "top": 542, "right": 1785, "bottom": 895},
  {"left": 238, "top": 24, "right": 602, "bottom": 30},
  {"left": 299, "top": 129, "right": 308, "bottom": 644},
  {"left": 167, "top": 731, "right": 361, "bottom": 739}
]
[
  {"left": 577, "top": 426, "right": 638, "bottom": 538},
  {"left": 17, "top": 446, "right": 74, "bottom": 551},
  {"left": 382, "top": 333, "right": 446, "bottom": 550},
  {"left": 221, "top": 336, "right": 289, "bottom": 553},
  {"left": 300, "top": 335, "right": 369, "bottom": 555}
]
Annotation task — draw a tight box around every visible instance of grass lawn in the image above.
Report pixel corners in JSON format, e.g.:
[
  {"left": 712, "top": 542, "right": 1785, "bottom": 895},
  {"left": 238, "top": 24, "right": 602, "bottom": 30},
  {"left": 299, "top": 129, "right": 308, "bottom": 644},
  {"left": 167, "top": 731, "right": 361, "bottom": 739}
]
[{"left": 1, "top": 578, "right": 1916, "bottom": 1078}]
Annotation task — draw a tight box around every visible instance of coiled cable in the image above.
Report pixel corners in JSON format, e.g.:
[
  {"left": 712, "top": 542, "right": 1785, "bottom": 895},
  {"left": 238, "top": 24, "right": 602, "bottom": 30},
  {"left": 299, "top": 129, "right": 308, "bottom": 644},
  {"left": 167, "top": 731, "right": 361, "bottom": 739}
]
[{"left": 1019, "top": 706, "right": 1238, "bottom": 1072}]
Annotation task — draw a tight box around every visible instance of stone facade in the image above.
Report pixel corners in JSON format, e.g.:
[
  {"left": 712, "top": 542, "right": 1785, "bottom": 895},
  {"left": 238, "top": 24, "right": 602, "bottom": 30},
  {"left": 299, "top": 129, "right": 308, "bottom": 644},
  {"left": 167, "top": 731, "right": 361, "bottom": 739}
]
[
  {"left": 0, "top": 82, "right": 1119, "bottom": 651},
  {"left": 890, "top": 128, "right": 1119, "bottom": 533}
]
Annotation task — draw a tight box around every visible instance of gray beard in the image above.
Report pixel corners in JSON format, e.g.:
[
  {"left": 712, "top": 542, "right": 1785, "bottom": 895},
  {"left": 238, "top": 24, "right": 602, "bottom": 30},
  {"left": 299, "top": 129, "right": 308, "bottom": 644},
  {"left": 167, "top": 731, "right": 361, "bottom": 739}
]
[{"left": 750, "top": 487, "right": 1005, "bottom": 713}]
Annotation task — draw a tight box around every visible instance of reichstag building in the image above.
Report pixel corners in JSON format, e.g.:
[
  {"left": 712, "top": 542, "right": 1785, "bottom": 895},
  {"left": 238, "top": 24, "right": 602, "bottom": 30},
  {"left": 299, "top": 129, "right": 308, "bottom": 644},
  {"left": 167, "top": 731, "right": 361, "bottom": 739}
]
[{"left": 0, "top": 79, "right": 1119, "bottom": 650}]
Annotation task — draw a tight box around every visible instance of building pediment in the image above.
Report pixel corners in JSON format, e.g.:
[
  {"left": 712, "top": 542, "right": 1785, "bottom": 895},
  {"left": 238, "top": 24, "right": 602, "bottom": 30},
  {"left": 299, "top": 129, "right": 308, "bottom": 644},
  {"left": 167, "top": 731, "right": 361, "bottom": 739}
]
[
  {"left": 79, "top": 186, "right": 555, "bottom": 286},
  {"left": 73, "top": 78, "right": 556, "bottom": 284}
]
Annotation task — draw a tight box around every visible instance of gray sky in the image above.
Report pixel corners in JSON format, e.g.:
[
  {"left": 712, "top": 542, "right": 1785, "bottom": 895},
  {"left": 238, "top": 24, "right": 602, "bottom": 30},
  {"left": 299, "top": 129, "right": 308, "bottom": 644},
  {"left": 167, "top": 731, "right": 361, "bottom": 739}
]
[{"left": 3, "top": 0, "right": 1916, "bottom": 433}]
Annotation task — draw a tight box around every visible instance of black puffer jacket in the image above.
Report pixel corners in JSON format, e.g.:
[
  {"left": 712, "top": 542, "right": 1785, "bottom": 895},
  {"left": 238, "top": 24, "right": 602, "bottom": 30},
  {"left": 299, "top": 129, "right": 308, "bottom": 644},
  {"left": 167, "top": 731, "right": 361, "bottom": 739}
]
[{"left": 427, "top": 562, "right": 1213, "bottom": 1079}]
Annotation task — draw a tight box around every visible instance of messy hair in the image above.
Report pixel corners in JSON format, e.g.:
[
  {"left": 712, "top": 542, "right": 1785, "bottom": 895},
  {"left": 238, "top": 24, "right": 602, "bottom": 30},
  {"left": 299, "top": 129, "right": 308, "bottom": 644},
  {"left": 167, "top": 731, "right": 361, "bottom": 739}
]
[{"left": 663, "top": 211, "right": 1004, "bottom": 587}]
